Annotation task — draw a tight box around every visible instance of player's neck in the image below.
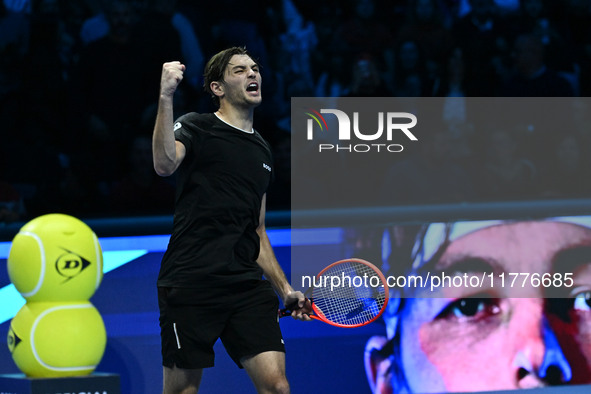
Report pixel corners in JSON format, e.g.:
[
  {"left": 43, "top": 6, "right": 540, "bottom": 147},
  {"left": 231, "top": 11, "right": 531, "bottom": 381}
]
[{"left": 215, "top": 104, "right": 254, "bottom": 132}]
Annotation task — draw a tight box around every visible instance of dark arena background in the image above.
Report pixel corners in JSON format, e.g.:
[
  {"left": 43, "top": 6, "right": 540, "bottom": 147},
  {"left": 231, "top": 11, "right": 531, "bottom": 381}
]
[{"left": 2, "top": 0, "right": 591, "bottom": 393}]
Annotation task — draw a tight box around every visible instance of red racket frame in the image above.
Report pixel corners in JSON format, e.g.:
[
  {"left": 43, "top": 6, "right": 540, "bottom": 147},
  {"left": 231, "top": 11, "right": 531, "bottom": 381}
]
[{"left": 284, "top": 258, "right": 389, "bottom": 328}]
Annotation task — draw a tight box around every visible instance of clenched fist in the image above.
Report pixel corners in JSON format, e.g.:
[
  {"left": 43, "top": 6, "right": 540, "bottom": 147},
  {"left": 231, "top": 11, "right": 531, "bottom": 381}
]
[{"left": 160, "top": 61, "right": 185, "bottom": 98}]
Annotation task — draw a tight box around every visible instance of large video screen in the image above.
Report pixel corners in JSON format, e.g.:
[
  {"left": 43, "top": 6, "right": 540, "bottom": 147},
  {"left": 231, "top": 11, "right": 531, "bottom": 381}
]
[{"left": 289, "top": 211, "right": 591, "bottom": 394}]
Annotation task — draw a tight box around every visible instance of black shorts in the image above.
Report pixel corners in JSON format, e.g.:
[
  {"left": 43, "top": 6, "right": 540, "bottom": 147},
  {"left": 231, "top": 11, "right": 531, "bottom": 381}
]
[{"left": 158, "top": 280, "right": 285, "bottom": 369}]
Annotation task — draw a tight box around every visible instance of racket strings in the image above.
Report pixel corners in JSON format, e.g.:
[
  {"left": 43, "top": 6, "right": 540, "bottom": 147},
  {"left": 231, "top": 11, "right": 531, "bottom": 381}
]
[{"left": 312, "top": 261, "right": 387, "bottom": 326}]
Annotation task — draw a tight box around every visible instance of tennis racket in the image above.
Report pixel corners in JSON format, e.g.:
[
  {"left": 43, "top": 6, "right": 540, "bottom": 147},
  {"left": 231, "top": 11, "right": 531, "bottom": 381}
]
[{"left": 279, "top": 258, "right": 389, "bottom": 328}]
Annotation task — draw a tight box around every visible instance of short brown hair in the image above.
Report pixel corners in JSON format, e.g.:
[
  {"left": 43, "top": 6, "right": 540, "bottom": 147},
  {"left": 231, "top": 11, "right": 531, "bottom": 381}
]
[{"left": 203, "top": 47, "right": 256, "bottom": 107}]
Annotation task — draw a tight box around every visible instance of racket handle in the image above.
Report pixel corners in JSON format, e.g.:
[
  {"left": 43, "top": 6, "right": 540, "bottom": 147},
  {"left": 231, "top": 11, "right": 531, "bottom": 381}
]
[
  {"left": 284, "top": 299, "right": 299, "bottom": 311},
  {"left": 278, "top": 298, "right": 306, "bottom": 318}
]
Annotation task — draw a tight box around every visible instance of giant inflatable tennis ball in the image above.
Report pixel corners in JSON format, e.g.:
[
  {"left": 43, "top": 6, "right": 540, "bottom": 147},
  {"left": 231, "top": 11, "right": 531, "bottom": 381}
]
[
  {"left": 7, "top": 301, "right": 107, "bottom": 377},
  {"left": 7, "top": 213, "right": 103, "bottom": 301}
]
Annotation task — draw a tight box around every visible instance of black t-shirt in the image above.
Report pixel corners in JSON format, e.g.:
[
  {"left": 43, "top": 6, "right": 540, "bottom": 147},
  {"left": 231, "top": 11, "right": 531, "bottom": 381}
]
[{"left": 157, "top": 113, "right": 274, "bottom": 290}]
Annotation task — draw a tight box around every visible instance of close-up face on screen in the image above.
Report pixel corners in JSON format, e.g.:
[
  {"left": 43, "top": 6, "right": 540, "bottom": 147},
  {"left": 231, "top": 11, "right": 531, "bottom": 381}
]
[{"left": 360, "top": 217, "right": 591, "bottom": 394}]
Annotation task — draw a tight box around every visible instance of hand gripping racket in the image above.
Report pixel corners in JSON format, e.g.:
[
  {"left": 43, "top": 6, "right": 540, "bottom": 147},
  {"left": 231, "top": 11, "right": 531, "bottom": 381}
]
[{"left": 280, "top": 258, "right": 389, "bottom": 328}]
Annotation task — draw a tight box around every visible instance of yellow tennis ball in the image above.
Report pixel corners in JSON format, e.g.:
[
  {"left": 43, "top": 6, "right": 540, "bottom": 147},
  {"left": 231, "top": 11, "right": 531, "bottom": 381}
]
[
  {"left": 7, "top": 301, "right": 107, "bottom": 378},
  {"left": 7, "top": 213, "right": 103, "bottom": 302}
]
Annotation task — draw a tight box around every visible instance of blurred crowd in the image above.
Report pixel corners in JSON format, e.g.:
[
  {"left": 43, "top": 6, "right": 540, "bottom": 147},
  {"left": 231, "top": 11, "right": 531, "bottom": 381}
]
[{"left": 1, "top": 0, "right": 591, "bottom": 222}]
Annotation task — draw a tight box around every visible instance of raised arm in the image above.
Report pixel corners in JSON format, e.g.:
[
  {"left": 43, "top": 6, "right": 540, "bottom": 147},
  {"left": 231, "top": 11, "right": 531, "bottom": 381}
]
[
  {"left": 256, "top": 194, "right": 312, "bottom": 320},
  {"left": 152, "top": 61, "right": 187, "bottom": 177}
]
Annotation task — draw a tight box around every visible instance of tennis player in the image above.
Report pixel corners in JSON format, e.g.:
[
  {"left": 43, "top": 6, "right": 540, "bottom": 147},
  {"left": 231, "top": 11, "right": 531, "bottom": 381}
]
[
  {"left": 152, "top": 47, "right": 311, "bottom": 394},
  {"left": 364, "top": 218, "right": 591, "bottom": 393}
]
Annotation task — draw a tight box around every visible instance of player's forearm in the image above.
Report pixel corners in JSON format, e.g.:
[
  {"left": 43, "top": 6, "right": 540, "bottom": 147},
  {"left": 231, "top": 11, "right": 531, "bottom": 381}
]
[
  {"left": 152, "top": 95, "right": 178, "bottom": 176},
  {"left": 153, "top": 61, "right": 185, "bottom": 176},
  {"left": 257, "top": 229, "right": 293, "bottom": 301}
]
